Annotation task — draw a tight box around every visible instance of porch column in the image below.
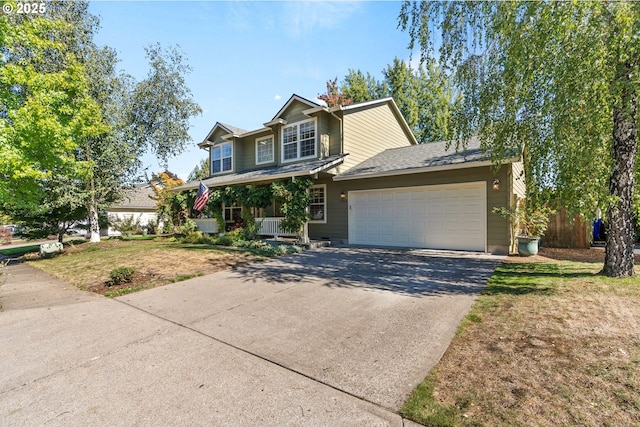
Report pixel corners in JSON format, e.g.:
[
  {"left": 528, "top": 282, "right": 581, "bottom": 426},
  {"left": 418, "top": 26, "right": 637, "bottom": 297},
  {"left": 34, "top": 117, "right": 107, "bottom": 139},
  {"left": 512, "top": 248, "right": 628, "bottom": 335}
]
[{"left": 300, "top": 221, "right": 309, "bottom": 244}]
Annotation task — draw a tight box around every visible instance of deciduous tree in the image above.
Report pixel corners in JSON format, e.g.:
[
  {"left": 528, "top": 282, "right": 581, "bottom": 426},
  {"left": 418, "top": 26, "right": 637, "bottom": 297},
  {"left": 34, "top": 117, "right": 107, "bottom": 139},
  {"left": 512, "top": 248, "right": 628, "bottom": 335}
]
[
  {"left": 399, "top": 0, "right": 640, "bottom": 277},
  {"left": 1, "top": 2, "right": 201, "bottom": 243}
]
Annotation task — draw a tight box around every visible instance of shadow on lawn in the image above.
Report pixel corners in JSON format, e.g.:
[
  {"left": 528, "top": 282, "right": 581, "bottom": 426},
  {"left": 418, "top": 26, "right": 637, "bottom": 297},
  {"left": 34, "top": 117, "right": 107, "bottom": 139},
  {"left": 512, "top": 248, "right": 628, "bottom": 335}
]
[
  {"left": 482, "top": 261, "right": 599, "bottom": 297},
  {"left": 235, "top": 247, "right": 504, "bottom": 298}
]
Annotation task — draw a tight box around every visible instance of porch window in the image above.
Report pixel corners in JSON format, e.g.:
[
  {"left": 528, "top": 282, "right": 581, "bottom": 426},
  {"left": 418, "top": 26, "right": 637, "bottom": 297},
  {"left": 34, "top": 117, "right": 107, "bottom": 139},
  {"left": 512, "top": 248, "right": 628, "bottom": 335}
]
[
  {"left": 256, "top": 136, "right": 274, "bottom": 164},
  {"left": 282, "top": 119, "right": 316, "bottom": 162},
  {"left": 223, "top": 204, "right": 242, "bottom": 222},
  {"left": 212, "top": 142, "right": 233, "bottom": 174},
  {"left": 309, "top": 184, "right": 326, "bottom": 223}
]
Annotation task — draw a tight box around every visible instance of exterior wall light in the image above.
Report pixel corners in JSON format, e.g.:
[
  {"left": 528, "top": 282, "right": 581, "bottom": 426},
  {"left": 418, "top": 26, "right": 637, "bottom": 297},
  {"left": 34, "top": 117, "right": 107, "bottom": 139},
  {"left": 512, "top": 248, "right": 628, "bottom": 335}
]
[
  {"left": 340, "top": 191, "right": 347, "bottom": 201},
  {"left": 492, "top": 179, "right": 500, "bottom": 191}
]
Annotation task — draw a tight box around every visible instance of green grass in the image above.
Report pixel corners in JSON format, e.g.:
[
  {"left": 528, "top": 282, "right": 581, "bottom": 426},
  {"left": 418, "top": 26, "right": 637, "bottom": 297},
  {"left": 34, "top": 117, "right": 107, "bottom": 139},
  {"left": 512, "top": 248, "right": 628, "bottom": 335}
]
[
  {"left": 105, "top": 286, "right": 144, "bottom": 298},
  {"left": 0, "top": 244, "right": 40, "bottom": 256},
  {"left": 26, "top": 238, "right": 261, "bottom": 295},
  {"left": 401, "top": 370, "right": 467, "bottom": 427}
]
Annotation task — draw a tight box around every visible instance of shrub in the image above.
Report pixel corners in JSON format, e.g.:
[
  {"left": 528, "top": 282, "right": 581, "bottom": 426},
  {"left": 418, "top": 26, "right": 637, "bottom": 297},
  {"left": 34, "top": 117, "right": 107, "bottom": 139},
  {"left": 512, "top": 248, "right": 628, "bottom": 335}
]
[
  {"left": 109, "top": 266, "right": 135, "bottom": 286},
  {"left": 111, "top": 215, "right": 142, "bottom": 235},
  {"left": 216, "top": 234, "right": 234, "bottom": 246},
  {"left": 176, "top": 219, "right": 198, "bottom": 235},
  {"left": 181, "top": 231, "right": 204, "bottom": 244},
  {"left": 181, "top": 231, "right": 216, "bottom": 245}
]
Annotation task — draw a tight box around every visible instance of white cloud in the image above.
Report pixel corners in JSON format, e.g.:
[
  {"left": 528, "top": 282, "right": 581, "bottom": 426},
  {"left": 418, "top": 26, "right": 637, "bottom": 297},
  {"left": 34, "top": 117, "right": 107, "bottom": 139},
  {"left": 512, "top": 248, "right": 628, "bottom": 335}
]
[
  {"left": 274, "top": 94, "right": 282, "bottom": 100},
  {"left": 283, "top": 1, "right": 363, "bottom": 37}
]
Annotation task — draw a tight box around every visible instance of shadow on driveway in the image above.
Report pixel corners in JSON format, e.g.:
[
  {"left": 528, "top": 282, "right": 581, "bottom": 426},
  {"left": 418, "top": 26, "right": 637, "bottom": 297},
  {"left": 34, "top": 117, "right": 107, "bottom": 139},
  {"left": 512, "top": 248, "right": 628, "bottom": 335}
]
[{"left": 236, "top": 246, "right": 504, "bottom": 297}]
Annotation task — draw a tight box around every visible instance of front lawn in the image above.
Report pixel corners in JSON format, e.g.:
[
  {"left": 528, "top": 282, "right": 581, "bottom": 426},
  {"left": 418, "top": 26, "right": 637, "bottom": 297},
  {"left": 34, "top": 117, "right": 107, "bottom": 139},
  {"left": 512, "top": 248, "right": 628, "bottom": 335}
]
[
  {"left": 26, "top": 238, "right": 271, "bottom": 296},
  {"left": 402, "top": 248, "right": 640, "bottom": 427}
]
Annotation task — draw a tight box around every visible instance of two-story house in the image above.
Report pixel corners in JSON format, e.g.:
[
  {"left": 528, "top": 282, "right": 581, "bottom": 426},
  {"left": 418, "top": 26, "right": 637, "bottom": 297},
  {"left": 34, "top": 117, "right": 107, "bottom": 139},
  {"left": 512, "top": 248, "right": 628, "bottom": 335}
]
[{"left": 176, "top": 94, "right": 524, "bottom": 254}]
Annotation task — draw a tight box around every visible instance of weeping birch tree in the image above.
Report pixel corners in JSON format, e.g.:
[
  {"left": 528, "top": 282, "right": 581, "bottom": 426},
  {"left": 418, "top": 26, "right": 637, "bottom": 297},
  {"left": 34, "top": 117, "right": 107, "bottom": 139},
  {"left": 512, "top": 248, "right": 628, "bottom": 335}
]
[{"left": 399, "top": 1, "right": 639, "bottom": 277}]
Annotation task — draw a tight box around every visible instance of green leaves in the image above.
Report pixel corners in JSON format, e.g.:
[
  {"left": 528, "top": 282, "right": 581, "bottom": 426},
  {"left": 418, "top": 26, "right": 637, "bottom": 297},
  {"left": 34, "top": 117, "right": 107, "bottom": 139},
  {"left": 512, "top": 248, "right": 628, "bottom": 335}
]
[
  {"left": 399, "top": 0, "right": 640, "bottom": 276},
  {"left": 128, "top": 44, "right": 202, "bottom": 168},
  {"left": 0, "top": 14, "right": 105, "bottom": 210}
]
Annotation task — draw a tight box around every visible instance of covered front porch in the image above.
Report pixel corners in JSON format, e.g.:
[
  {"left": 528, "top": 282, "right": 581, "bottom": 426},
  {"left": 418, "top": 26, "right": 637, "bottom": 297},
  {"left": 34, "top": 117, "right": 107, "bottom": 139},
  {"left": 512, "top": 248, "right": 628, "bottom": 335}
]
[
  {"left": 174, "top": 155, "right": 345, "bottom": 244},
  {"left": 193, "top": 216, "right": 303, "bottom": 240}
]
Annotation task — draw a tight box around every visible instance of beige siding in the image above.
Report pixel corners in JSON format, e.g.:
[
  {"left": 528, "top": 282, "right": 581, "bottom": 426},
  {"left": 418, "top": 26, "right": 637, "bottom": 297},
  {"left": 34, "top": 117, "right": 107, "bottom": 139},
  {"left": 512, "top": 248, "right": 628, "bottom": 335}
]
[
  {"left": 342, "top": 103, "right": 414, "bottom": 171},
  {"left": 511, "top": 161, "right": 526, "bottom": 198},
  {"left": 309, "top": 165, "right": 512, "bottom": 253}
]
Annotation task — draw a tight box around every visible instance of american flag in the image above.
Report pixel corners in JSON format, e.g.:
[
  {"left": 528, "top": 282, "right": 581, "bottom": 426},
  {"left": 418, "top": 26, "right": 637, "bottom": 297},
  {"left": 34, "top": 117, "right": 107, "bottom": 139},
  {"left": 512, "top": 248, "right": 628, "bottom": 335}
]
[{"left": 193, "top": 182, "right": 210, "bottom": 211}]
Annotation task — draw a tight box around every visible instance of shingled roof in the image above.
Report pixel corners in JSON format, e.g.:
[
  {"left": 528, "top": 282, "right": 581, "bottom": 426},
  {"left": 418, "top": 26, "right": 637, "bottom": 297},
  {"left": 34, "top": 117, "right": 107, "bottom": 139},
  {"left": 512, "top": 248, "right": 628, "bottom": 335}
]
[
  {"left": 174, "top": 154, "right": 347, "bottom": 191},
  {"left": 218, "top": 122, "right": 247, "bottom": 136},
  {"left": 110, "top": 187, "right": 156, "bottom": 210},
  {"left": 334, "top": 136, "right": 518, "bottom": 181}
]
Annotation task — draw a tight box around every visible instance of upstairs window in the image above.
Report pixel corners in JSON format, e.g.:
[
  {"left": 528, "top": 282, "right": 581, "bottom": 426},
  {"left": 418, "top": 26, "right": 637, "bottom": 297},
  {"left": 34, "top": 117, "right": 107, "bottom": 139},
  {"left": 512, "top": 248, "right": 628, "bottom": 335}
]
[
  {"left": 212, "top": 142, "right": 233, "bottom": 174},
  {"left": 256, "top": 136, "right": 274, "bottom": 164},
  {"left": 282, "top": 119, "right": 316, "bottom": 162}
]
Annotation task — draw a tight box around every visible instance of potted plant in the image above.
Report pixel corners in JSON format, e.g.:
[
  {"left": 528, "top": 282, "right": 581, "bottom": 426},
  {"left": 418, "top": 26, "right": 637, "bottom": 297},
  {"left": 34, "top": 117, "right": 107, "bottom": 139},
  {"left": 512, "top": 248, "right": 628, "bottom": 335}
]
[{"left": 493, "top": 204, "right": 555, "bottom": 256}]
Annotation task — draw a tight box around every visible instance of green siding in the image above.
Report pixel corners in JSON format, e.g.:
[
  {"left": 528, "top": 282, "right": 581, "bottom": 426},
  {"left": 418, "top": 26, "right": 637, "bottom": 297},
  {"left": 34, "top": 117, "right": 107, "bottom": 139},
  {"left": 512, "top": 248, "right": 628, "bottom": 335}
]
[
  {"left": 308, "top": 165, "right": 512, "bottom": 253},
  {"left": 235, "top": 130, "right": 276, "bottom": 170},
  {"left": 280, "top": 100, "right": 310, "bottom": 124},
  {"left": 342, "top": 103, "right": 414, "bottom": 171},
  {"left": 315, "top": 112, "right": 341, "bottom": 158}
]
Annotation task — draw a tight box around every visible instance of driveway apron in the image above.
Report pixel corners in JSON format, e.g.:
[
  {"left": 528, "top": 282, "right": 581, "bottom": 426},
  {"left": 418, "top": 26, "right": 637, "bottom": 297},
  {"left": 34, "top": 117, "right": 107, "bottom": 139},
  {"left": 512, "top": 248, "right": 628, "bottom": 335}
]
[
  {"left": 0, "top": 248, "right": 502, "bottom": 426},
  {"left": 118, "top": 247, "right": 503, "bottom": 410}
]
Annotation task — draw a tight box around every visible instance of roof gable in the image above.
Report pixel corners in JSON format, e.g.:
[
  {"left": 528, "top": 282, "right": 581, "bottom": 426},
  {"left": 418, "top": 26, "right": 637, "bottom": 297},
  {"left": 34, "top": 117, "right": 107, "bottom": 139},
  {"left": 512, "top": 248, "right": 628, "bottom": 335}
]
[
  {"left": 271, "top": 94, "right": 320, "bottom": 121},
  {"left": 332, "top": 97, "right": 418, "bottom": 146},
  {"left": 199, "top": 122, "right": 248, "bottom": 148}
]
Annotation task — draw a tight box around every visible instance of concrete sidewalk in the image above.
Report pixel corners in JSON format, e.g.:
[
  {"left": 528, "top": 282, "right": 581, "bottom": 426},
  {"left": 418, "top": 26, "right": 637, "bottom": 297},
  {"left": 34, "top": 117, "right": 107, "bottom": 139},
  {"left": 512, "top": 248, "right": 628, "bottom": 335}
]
[{"left": 0, "top": 249, "right": 502, "bottom": 426}]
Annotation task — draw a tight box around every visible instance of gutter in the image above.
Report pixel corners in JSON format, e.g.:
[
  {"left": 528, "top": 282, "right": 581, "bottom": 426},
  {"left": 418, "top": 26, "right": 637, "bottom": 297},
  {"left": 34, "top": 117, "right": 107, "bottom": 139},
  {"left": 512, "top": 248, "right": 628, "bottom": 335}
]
[{"left": 333, "top": 157, "right": 521, "bottom": 181}]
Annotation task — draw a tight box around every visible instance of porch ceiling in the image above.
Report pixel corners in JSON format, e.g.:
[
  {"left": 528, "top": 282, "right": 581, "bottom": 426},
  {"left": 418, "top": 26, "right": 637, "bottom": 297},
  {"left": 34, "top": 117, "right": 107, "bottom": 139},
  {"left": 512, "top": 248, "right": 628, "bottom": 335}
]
[{"left": 174, "top": 154, "right": 347, "bottom": 191}]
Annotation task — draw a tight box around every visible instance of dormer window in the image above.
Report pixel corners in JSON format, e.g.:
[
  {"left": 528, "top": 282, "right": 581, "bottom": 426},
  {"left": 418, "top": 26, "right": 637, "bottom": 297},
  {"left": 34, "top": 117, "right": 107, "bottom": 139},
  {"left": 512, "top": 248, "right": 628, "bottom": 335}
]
[
  {"left": 211, "top": 142, "right": 233, "bottom": 174},
  {"left": 282, "top": 118, "right": 316, "bottom": 162}
]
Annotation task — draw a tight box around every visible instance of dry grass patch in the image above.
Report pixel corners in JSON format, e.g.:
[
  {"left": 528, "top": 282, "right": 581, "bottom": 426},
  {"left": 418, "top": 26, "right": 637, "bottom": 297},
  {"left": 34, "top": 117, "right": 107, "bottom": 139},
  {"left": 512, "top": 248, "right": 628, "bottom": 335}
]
[
  {"left": 26, "top": 239, "right": 262, "bottom": 296},
  {"left": 402, "top": 248, "right": 640, "bottom": 427}
]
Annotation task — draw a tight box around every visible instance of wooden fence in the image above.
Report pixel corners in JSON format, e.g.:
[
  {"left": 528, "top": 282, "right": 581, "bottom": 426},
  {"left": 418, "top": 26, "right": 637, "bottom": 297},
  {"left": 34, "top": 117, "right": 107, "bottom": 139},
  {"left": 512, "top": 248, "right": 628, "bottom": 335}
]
[{"left": 543, "top": 209, "right": 591, "bottom": 248}]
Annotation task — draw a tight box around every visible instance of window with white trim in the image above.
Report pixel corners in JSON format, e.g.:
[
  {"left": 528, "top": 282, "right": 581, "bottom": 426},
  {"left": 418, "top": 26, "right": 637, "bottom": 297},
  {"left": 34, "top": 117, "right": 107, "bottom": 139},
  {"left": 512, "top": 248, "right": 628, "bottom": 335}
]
[
  {"left": 255, "top": 136, "right": 274, "bottom": 164},
  {"left": 309, "top": 184, "right": 326, "bottom": 223},
  {"left": 281, "top": 119, "right": 316, "bottom": 162},
  {"left": 211, "top": 142, "right": 233, "bottom": 174}
]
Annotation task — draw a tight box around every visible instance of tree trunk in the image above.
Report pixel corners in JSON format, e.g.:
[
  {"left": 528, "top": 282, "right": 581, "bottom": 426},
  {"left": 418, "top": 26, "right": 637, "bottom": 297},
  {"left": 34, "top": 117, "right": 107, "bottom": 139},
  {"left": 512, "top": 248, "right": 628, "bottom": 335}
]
[
  {"left": 88, "top": 203, "right": 101, "bottom": 243},
  {"left": 603, "top": 65, "right": 637, "bottom": 277}
]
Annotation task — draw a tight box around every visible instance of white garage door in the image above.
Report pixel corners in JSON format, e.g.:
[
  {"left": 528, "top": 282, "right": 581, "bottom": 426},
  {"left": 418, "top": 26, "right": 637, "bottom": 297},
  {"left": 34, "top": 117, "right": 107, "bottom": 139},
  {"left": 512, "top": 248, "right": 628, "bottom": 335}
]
[{"left": 348, "top": 182, "right": 486, "bottom": 251}]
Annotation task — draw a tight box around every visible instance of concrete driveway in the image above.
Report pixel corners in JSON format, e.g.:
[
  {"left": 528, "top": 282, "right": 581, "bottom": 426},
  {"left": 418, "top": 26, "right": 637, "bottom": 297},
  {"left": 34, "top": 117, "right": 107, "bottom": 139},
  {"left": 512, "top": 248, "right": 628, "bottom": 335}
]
[{"left": 0, "top": 247, "right": 503, "bottom": 426}]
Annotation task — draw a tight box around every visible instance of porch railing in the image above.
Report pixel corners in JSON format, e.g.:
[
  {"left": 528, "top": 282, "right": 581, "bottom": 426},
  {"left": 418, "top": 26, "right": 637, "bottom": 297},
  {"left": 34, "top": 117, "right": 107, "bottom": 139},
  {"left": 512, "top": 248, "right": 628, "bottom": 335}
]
[
  {"left": 256, "top": 217, "right": 298, "bottom": 238},
  {"left": 193, "top": 218, "right": 218, "bottom": 234},
  {"left": 193, "top": 217, "right": 299, "bottom": 239}
]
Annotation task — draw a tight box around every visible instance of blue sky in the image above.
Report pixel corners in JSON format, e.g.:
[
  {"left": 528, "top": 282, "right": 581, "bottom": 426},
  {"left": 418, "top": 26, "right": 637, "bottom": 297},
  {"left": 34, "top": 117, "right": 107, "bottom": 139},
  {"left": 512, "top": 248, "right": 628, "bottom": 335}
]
[{"left": 88, "top": 1, "right": 414, "bottom": 180}]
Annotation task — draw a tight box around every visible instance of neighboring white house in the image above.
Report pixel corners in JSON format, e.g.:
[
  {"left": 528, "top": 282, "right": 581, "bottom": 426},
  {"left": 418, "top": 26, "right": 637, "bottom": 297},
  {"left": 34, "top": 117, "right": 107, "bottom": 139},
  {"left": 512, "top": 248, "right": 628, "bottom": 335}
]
[{"left": 106, "top": 186, "right": 159, "bottom": 236}]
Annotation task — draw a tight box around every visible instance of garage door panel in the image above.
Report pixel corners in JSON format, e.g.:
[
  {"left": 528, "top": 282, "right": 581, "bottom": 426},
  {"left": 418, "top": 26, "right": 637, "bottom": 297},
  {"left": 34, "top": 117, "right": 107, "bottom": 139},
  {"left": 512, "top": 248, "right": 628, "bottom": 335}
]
[{"left": 349, "top": 183, "right": 486, "bottom": 252}]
